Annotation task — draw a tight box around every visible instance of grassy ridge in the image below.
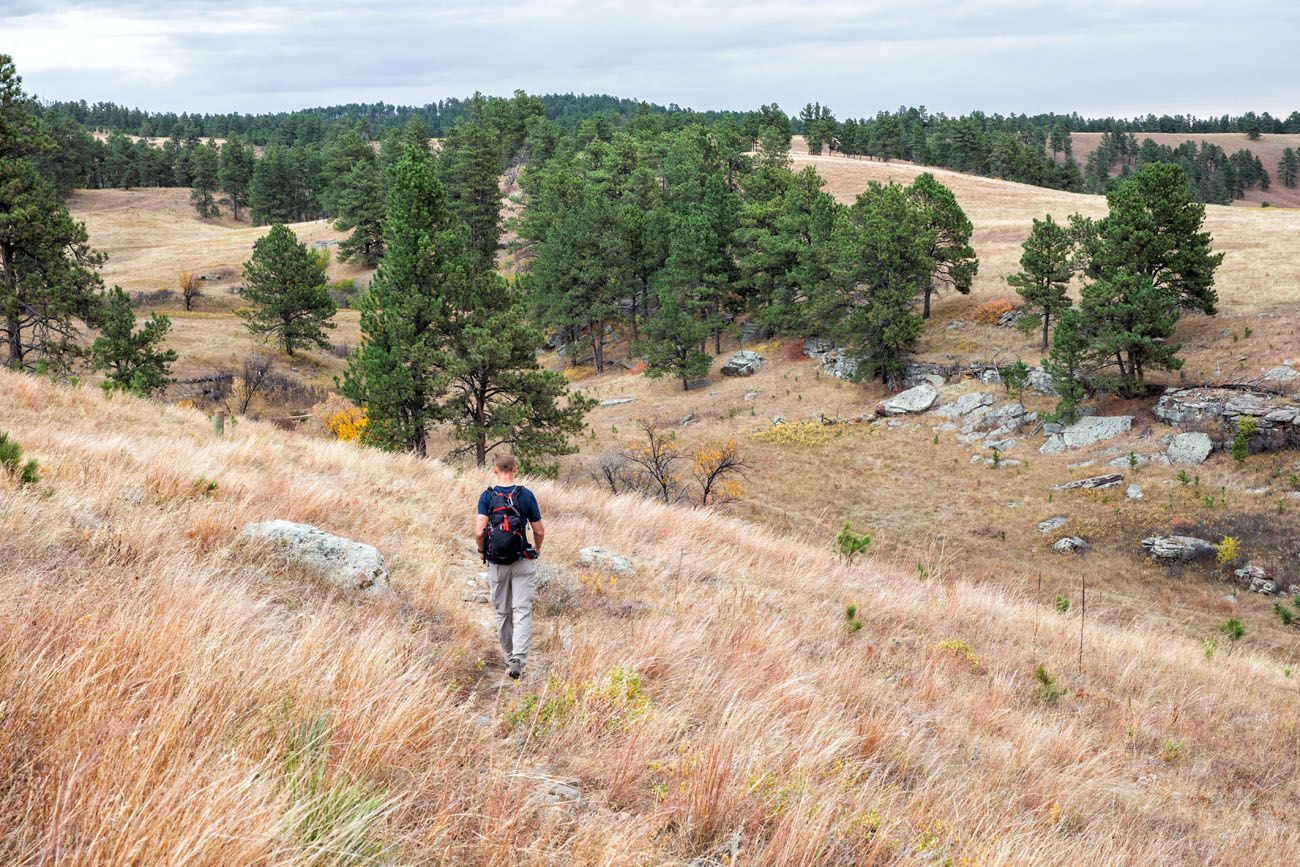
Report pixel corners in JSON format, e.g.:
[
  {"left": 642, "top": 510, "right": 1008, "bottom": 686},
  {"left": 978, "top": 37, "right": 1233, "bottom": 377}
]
[{"left": 2, "top": 369, "right": 1298, "bottom": 864}]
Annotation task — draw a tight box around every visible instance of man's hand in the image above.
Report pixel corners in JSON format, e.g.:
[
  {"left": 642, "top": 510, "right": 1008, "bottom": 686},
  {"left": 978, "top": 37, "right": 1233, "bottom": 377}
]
[
  {"left": 530, "top": 520, "right": 545, "bottom": 557},
  {"left": 474, "top": 514, "right": 488, "bottom": 554}
]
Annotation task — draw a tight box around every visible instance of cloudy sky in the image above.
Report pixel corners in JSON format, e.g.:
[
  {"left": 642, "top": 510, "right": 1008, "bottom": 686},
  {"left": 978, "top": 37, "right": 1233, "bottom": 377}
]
[{"left": 5, "top": 1, "right": 1298, "bottom": 118}]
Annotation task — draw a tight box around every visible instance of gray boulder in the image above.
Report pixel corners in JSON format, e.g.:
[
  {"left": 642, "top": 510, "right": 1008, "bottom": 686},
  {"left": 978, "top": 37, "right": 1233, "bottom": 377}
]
[
  {"left": 879, "top": 383, "right": 940, "bottom": 415},
  {"left": 240, "top": 520, "right": 391, "bottom": 597},
  {"left": 1054, "top": 536, "right": 1089, "bottom": 554},
  {"left": 1140, "top": 535, "right": 1217, "bottom": 561},
  {"left": 743, "top": 390, "right": 760, "bottom": 401},
  {"left": 599, "top": 397, "right": 635, "bottom": 407},
  {"left": 720, "top": 350, "right": 763, "bottom": 377},
  {"left": 577, "top": 546, "right": 634, "bottom": 573},
  {"left": 1028, "top": 367, "right": 1059, "bottom": 396},
  {"left": 1040, "top": 415, "right": 1133, "bottom": 454},
  {"left": 1234, "top": 563, "right": 1281, "bottom": 595},
  {"left": 1262, "top": 365, "right": 1299, "bottom": 383},
  {"left": 1053, "top": 473, "right": 1125, "bottom": 491},
  {"left": 1125, "top": 484, "right": 1144, "bottom": 500},
  {"left": 1037, "top": 516, "right": 1068, "bottom": 533},
  {"left": 1167, "top": 431, "right": 1213, "bottom": 464}
]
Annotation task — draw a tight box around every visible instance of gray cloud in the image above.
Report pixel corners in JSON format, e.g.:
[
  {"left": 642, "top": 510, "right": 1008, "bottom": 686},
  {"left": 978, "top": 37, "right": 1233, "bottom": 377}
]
[{"left": 5, "top": 1, "right": 1298, "bottom": 117}]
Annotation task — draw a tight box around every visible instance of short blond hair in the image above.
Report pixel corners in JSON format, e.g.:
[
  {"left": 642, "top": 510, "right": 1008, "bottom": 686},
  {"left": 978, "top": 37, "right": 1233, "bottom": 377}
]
[{"left": 494, "top": 452, "right": 518, "bottom": 472}]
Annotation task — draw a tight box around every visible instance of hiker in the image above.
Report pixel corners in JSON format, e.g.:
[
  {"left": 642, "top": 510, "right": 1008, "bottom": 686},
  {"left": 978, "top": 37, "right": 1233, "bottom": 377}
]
[{"left": 475, "top": 452, "right": 544, "bottom": 680}]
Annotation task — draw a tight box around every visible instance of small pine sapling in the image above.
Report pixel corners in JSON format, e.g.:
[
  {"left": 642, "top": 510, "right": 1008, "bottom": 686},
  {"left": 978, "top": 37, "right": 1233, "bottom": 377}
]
[{"left": 836, "top": 522, "right": 872, "bottom": 562}]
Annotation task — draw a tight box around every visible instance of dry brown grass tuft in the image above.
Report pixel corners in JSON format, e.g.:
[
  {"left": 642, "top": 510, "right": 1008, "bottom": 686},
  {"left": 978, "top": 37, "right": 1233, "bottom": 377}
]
[{"left": 3, "top": 369, "right": 1300, "bottom": 864}]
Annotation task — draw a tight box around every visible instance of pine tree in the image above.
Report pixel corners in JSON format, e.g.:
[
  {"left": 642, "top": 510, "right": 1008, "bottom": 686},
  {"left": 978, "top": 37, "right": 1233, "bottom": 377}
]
[
  {"left": 907, "top": 173, "right": 978, "bottom": 319},
  {"left": 218, "top": 133, "right": 254, "bottom": 221},
  {"left": 1007, "top": 214, "right": 1075, "bottom": 348},
  {"left": 1279, "top": 147, "right": 1299, "bottom": 188},
  {"left": 443, "top": 274, "right": 594, "bottom": 467},
  {"left": 189, "top": 139, "right": 221, "bottom": 219},
  {"left": 1043, "top": 306, "right": 1087, "bottom": 421},
  {"left": 1, "top": 54, "right": 106, "bottom": 372},
  {"left": 92, "top": 286, "right": 176, "bottom": 396},
  {"left": 640, "top": 281, "right": 713, "bottom": 390},
  {"left": 815, "top": 182, "right": 929, "bottom": 385},
  {"left": 340, "top": 145, "right": 461, "bottom": 456},
  {"left": 1077, "top": 270, "right": 1183, "bottom": 396},
  {"left": 333, "top": 157, "right": 386, "bottom": 266},
  {"left": 438, "top": 117, "right": 502, "bottom": 273},
  {"left": 238, "top": 224, "right": 335, "bottom": 356}
]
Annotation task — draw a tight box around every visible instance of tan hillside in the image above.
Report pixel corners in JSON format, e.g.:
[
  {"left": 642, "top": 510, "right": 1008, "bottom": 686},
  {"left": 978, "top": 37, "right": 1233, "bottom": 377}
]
[
  {"left": 1069, "top": 132, "right": 1300, "bottom": 208},
  {"left": 3, "top": 368, "right": 1299, "bottom": 865}
]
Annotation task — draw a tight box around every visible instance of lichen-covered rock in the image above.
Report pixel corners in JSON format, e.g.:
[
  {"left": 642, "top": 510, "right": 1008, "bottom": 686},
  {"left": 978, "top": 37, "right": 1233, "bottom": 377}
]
[
  {"left": 1037, "top": 516, "right": 1068, "bottom": 533},
  {"left": 1040, "top": 416, "right": 1133, "bottom": 454},
  {"left": 577, "top": 546, "right": 634, "bottom": 573},
  {"left": 1054, "top": 536, "right": 1088, "bottom": 554},
  {"left": 1153, "top": 387, "right": 1300, "bottom": 452},
  {"left": 1167, "top": 431, "right": 1213, "bottom": 464},
  {"left": 720, "top": 350, "right": 763, "bottom": 377},
  {"left": 1140, "top": 535, "right": 1217, "bottom": 561},
  {"left": 879, "top": 383, "right": 940, "bottom": 415},
  {"left": 240, "top": 520, "right": 391, "bottom": 597},
  {"left": 1053, "top": 473, "right": 1125, "bottom": 491}
]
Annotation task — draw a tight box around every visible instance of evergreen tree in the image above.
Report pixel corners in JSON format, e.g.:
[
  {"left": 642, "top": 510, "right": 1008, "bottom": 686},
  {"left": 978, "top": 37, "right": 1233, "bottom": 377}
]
[
  {"left": 1043, "top": 306, "right": 1087, "bottom": 421},
  {"left": 814, "top": 182, "right": 929, "bottom": 385},
  {"left": 1279, "top": 147, "right": 1299, "bottom": 188},
  {"left": 238, "top": 224, "right": 335, "bottom": 356},
  {"left": 639, "top": 281, "right": 713, "bottom": 389},
  {"left": 443, "top": 274, "right": 594, "bottom": 466},
  {"left": 1, "top": 54, "right": 106, "bottom": 372},
  {"left": 92, "top": 286, "right": 176, "bottom": 395},
  {"left": 189, "top": 139, "right": 220, "bottom": 219},
  {"left": 1077, "top": 270, "right": 1183, "bottom": 395},
  {"left": 340, "top": 145, "right": 461, "bottom": 456},
  {"left": 907, "top": 173, "right": 977, "bottom": 319},
  {"left": 249, "top": 146, "right": 297, "bottom": 225},
  {"left": 438, "top": 117, "right": 502, "bottom": 273},
  {"left": 1086, "top": 162, "right": 1222, "bottom": 315},
  {"left": 1049, "top": 119, "right": 1072, "bottom": 157},
  {"left": 1007, "top": 214, "right": 1074, "bottom": 348},
  {"left": 333, "top": 156, "right": 386, "bottom": 266},
  {"left": 218, "top": 133, "right": 254, "bottom": 220}
]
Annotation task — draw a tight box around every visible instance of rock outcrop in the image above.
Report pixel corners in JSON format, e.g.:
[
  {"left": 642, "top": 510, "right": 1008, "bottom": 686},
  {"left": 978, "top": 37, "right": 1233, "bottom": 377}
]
[
  {"left": 1140, "top": 535, "right": 1217, "bottom": 561},
  {"left": 240, "top": 520, "right": 391, "bottom": 597},
  {"left": 878, "top": 383, "right": 940, "bottom": 415},
  {"left": 1040, "top": 416, "right": 1133, "bottom": 454},
  {"left": 1053, "top": 536, "right": 1088, "bottom": 554},
  {"left": 1153, "top": 387, "right": 1300, "bottom": 452},
  {"left": 720, "top": 350, "right": 763, "bottom": 377}
]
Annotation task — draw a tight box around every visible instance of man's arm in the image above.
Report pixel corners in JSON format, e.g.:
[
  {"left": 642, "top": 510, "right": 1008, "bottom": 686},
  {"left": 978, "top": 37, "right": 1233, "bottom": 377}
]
[
  {"left": 474, "top": 514, "right": 488, "bottom": 553},
  {"left": 530, "top": 520, "right": 545, "bottom": 556}
]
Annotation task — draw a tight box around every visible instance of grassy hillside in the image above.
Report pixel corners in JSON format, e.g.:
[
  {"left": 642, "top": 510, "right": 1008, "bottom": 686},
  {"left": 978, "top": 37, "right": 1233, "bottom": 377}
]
[{"left": 3, "top": 369, "right": 1300, "bottom": 864}]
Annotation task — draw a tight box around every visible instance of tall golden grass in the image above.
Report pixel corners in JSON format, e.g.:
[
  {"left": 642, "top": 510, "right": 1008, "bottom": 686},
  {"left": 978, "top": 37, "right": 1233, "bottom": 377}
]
[{"left": 2, "top": 368, "right": 1299, "bottom": 865}]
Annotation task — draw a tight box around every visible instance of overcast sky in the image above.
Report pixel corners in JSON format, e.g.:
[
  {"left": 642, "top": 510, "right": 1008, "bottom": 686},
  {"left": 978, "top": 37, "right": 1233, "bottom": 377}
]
[{"left": 5, "top": 0, "right": 1298, "bottom": 118}]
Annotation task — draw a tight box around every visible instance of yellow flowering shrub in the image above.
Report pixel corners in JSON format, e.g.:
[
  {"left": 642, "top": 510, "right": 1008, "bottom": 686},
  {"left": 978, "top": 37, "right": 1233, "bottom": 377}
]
[
  {"left": 933, "top": 638, "right": 980, "bottom": 668},
  {"left": 312, "top": 395, "right": 367, "bottom": 442},
  {"left": 753, "top": 420, "right": 830, "bottom": 447}
]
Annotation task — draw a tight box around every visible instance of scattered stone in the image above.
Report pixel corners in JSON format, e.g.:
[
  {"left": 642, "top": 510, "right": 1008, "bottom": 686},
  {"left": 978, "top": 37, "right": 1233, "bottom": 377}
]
[
  {"left": 1167, "top": 431, "right": 1214, "bottom": 464},
  {"left": 743, "top": 390, "right": 760, "bottom": 401},
  {"left": 771, "top": 414, "right": 784, "bottom": 425},
  {"left": 1105, "top": 452, "right": 1170, "bottom": 468},
  {"left": 1040, "top": 416, "right": 1134, "bottom": 454},
  {"left": 902, "top": 361, "right": 961, "bottom": 387},
  {"left": 1262, "top": 365, "right": 1299, "bottom": 382},
  {"left": 946, "top": 319, "right": 965, "bottom": 330},
  {"left": 1126, "top": 483, "right": 1144, "bottom": 500},
  {"left": 887, "top": 419, "right": 904, "bottom": 428},
  {"left": 599, "top": 397, "right": 634, "bottom": 407},
  {"left": 997, "top": 307, "right": 1026, "bottom": 327},
  {"left": 1066, "top": 459, "right": 1094, "bottom": 469},
  {"left": 978, "top": 368, "right": 1002, "bottom": 386},
  {"left": 1234, "top": 562, "right": 1284, "bottom": 595},
  {"left": 684, "top": 379, "right": 713, "bottom": 391},
  {"left": 988, "top": 458, "right": 1021, "bottom": 469},
  {"left": 923, "top": 374, "right": 946, "bottom": 388},
  {"left": 1140, "top": 535, "right": 1217, "bottom": 561},
  {"left": 986, "top": 438, "right": 1016, "bottom": 452},
  {"left": 545, "top": 782, "right": 581, "bottom": 804},
  {"left": 970, "top": 454, "right": 983, "bottom": 463},
  {"left": 1053, "top": 473, "right": 1125, "bottom": 491},
  {"left": 239, "top": 520, "right": 391, "bottom": 597},
  {"left": 1037, "top": 516, "right": 1068, "bottom": 533},
  {"left": 680, "top": 413, "right": 699, "bottom": 426},
  {"left": 1222, "top": 594, "right": 1237, "bottom": 606},
  {"left": 577, "top": 546, "right": 634, "bottom": 573},
  {"left": 879, "top": 383, "right": 940, "bottom": 415},
  {"left": 1042, "top": 421, "right": 1065, "bottom": 435},
  {"left": 720, "top": 350, "right": 763, "bottom": 377},
  {"left": 1054, "top": 536, "right": 1089, "bottom": 554}
]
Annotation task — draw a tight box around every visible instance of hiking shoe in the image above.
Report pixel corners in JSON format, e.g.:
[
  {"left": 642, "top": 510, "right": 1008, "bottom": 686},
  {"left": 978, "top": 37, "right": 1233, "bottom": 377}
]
[{"left": 507, "top": 657, "right": 523, "bottom": 680}]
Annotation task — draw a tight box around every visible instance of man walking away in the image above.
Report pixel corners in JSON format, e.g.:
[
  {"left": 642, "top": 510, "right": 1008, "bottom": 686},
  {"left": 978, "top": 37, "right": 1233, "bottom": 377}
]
[{"left": 475, "top": 453, "right": 544, "bottom": 680}]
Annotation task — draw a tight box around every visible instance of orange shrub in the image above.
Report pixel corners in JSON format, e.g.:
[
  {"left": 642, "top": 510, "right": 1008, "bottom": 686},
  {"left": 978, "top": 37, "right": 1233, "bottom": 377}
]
[{"left": 972, "top": 297, "right": 1018, "bottom": 325}]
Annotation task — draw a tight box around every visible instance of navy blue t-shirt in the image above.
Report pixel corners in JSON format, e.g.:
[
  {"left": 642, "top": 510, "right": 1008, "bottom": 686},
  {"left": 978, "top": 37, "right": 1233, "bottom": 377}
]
[{"left": 477, "top": 485, "right": 542, "bottom": 523}]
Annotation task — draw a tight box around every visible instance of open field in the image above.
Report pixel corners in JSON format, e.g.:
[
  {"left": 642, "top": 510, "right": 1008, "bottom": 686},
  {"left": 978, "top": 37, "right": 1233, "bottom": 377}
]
[{"left": 4, "top": 368, "right": 1300, "bottom": 865}]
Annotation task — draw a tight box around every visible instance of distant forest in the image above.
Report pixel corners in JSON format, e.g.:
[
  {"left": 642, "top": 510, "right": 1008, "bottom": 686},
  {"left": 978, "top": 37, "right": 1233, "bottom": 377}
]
[{"left": 35, "top": 91, "right": 1300, "bottom": 205}]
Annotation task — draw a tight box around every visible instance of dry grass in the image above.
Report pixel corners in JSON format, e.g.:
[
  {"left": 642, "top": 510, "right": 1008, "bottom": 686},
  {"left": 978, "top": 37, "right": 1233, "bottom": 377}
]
[{"left": 3, "top": 368, "right": 1300, "bottom": 865}]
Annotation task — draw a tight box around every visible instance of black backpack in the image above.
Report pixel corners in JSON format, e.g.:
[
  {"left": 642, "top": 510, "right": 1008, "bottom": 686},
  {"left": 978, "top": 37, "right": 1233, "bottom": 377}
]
[{"left": 482, "top": 487, "right": 529, "bottom": 565}]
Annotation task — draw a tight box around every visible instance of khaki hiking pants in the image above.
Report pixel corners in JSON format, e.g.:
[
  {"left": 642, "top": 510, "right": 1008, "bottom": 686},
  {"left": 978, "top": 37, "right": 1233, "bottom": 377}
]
[{"left": 488, "top": 558, "right": 537, "bottom": 664}]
